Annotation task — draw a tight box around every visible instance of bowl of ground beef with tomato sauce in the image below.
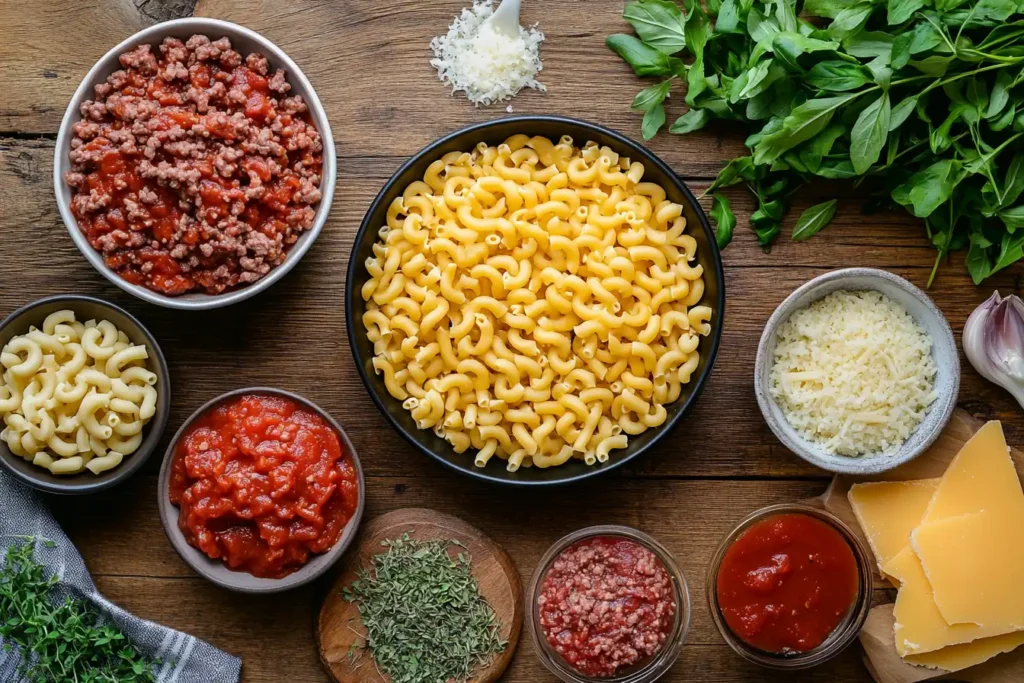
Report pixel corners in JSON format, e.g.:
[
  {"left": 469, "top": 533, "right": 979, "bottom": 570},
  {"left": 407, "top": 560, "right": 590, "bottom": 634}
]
[{"left": 55, "top": 18, "right": 336, "bottom": 310}]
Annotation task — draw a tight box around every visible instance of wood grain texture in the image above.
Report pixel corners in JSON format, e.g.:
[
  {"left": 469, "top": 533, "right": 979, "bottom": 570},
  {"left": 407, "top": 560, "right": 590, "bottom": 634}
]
[
  {"left": 2, "top": 138, "right": 1023, "bottom": 482},
  {"left": 4, "top": 0, "right": 1024, "bottom": 681},
  {"left": 192, "top": 0, "right": 752, "bottom": 176},
  {"left": 50, "top": 474, "right": 871, "bottom": 682},
  {"left": 317, "top": 508, "right": 522, "bottom": 683},
  {"left": 0, "top": 1, "right": 147, "bottom": 131}
]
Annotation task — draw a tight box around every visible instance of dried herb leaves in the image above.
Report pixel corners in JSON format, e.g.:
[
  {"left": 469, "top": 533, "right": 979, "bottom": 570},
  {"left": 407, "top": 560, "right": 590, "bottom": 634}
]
[{"left": 343, "top": 534, "right": 506, "bottom": 683}]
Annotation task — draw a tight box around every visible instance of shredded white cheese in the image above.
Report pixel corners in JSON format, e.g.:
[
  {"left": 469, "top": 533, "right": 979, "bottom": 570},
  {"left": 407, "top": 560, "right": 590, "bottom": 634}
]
[
  {"left": 430, "top": 0, "right": 546, "bottom": 106},
  {"left": 768, "top": 290, "right": 938, "bottom": 457}
]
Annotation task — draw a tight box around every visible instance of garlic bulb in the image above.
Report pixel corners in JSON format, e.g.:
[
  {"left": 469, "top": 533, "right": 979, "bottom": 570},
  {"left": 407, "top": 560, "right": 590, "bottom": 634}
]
[{"left": 963, "top": 291, "right": 1024, "bottom": 409}]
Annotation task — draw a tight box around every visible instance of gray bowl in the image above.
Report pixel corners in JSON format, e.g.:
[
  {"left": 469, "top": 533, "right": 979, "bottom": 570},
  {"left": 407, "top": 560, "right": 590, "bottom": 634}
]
[
  {"left": 0, "top": 295, "right": 171, "bottom": 494},
  {"left": 53, "top": 17, "right": 337, "bottom": 310},
  {"left": 157, "top": 387, "right": 364, "bottom": 593},
  {"left": 754, "top": 268, "right": 960, "bottom": 475}
]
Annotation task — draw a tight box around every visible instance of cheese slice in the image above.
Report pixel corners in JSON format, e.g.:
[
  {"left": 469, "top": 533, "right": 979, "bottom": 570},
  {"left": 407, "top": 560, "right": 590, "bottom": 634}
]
[
  {"left": 922, "top": 421, "right": 1021, "bottom": 523},
  {"left": 912, "top": 510, "right": 1024, "bottom": 631},
  {"left": 885, "top": 546, "right": 1013, "bottom": 656},
  {"left": 849, "top": 479, "right": 939, "bottom": 574},
  {"left": 848, "top": 421, "right": 1024, "bottom": 667},
  {"left": 905, "top": 631, "right": 1024, "bottom": 671}
]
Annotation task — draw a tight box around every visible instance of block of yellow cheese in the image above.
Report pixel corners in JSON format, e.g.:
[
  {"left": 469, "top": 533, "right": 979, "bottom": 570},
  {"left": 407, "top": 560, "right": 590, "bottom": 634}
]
[
  {"left": 846, "top": 421, "right": 1024, "bottom": 668},
  {"left": 905, "top": 631, "right": 1024, "bottom": 671},
  {"left": 912, "top": 509, "right": 1024, "bottom": 631},
  {"left": 921, "top": 420, "right": 1021, "bottom": 523},
  {"left": 885, "top": 546, "right": 1013, "bottom": 656},
  {"left": 848, "top": 479, "right": 939, "bottom": 574},
  {"left": 910, "top": 420, "right": 1024, "bottom": 630}
]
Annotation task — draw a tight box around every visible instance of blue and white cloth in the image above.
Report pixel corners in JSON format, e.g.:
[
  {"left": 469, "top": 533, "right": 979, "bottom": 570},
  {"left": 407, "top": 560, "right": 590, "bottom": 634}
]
[{"left": 0, "top": 470, "right": 242, "bottom": 682}]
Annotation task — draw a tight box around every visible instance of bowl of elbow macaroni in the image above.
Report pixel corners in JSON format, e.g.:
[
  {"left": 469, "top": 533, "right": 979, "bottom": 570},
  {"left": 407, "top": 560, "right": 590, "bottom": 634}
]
[
  {"left": 0, "top": 295, "right": 170, "bottom": 494},
  {"left": 346, "top": 116, "right": 725, "bottom": 485}
]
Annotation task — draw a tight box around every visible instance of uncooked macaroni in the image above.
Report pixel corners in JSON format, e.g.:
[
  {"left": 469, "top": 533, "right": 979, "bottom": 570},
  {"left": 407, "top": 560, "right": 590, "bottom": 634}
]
[
  {"left": 361, "top": 135, "right": 712, "bottom": 470},
  {"left": 0, "top": 310, "right": 158, "bottom": 475}
]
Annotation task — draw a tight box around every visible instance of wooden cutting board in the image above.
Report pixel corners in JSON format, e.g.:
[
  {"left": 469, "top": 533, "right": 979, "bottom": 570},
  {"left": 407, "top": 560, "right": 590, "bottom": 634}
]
[{"left": 316, "top": 508, "right": 523, "bottom": 683}]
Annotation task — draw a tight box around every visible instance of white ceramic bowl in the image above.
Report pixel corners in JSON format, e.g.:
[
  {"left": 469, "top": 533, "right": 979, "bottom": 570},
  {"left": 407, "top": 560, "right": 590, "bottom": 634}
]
[
  {"left": 54, "top": 18, "right": 336, "bottom": 310},
  {"left": 754, "top": 268, "right": 960, "bottom": 475}
]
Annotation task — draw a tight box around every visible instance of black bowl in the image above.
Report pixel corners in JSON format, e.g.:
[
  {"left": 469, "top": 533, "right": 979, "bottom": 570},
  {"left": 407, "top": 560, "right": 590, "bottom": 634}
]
[
  {"left": 0, "top": 295, "right": 171, "bottom": 494},
  {"left": 345, "top": 115, "right": 725, "bottom": 486}
]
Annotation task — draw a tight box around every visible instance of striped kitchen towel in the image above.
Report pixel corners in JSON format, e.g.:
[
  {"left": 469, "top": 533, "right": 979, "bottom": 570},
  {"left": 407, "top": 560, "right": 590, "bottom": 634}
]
[{"left": 0, "top": 470, "right": 242, "bottom": 683}]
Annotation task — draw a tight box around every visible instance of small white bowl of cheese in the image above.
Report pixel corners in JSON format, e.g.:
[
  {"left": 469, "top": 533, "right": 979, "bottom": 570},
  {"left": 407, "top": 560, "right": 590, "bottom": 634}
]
[{"left": 754, "top": 268, "right": 960, "bottom": 475}]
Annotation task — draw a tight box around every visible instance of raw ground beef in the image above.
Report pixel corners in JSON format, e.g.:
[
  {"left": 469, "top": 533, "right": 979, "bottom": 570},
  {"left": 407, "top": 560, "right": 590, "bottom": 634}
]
[
  {"left": 538, "top": 536, "right": 677, "bottom": 678},
  {"left": 65, "top": 34, "right": 324, "bottom": 296}
]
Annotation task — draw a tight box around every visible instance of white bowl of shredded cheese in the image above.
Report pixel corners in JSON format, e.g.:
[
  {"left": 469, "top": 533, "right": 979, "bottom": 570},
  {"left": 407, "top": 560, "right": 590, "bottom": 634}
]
[{"left": 755, "top": 268, "right": 959, "bottom": 475}]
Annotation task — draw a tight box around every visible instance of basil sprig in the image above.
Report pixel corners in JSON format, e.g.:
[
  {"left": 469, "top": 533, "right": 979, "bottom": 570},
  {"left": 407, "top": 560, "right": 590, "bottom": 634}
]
[{"left": 609, "top": 0, "right": 1024, "bottom": 285}]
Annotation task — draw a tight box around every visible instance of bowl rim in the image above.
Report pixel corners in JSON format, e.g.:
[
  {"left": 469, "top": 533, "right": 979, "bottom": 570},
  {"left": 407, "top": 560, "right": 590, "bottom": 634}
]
[
  {"left": 344, "top": 114, "right": 726, "bottom": 486},
  {"left": 53, "top": 17, "right": 337, "bottom": 311},
  {"left": 0, "top": 294, "right": 171, "bottom": 495},
  {"left": 754, "top": 267, "right": 960, "bottom": 474},
  {"left": 156, "top": 386, "right": 365, "bottom": 593}
]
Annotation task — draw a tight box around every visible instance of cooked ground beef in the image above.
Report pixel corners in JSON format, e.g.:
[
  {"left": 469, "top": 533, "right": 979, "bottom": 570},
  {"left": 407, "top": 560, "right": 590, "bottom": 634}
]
[{"left": 65, "top": 35, "right": 324, "bottom": 296}]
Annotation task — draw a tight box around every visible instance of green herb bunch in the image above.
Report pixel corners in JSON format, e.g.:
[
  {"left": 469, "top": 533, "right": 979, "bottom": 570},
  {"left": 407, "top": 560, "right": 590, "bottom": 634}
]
[
  {"left": 609, "top": 0, "right": 1024, "bottom": 285},
  {"left": 0, "top": 538, "right": 159, "bottom": 683},
  {"left": 342, "top": 534, "right": 506, "bottom": 683}
]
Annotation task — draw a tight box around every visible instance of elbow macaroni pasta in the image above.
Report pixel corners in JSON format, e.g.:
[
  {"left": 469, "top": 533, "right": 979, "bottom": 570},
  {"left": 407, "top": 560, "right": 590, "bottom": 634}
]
[
  {"left": 362, "top": 136, "right": 713, "bottom": 471},
  {"left": 0, "top": 310, "right": 158, "bottom": 476}
]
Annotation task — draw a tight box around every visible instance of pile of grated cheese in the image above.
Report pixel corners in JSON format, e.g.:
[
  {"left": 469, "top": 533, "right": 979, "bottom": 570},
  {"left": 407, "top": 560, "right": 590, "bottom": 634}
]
[
  {"left": 768, "top": 290, "right": 938, "bottom": 457},
  {"left": 429, "top": 0, "right": 546, "bottom": 106}
]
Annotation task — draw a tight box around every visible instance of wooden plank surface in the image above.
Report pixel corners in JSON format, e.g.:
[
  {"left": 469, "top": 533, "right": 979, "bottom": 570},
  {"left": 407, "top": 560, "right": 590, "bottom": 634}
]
[
  {"left": 49, "top": 474, "right": 871, "bottom": 683},
  {"left": 1, "top": 0, "right": 1022, "bottom": 681}
]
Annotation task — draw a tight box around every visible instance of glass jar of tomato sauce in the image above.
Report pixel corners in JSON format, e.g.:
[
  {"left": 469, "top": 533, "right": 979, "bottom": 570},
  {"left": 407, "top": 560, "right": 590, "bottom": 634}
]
[
  {"left": 527, "top": 525, "right": 691, "bottom": 683},
  {"left": 706, "top": 503, "right": 873, "bottom": 669}
]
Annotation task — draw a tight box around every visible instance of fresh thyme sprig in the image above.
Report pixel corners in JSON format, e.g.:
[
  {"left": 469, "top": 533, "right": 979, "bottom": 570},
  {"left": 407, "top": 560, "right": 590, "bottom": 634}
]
[{"left": 0, "top": 538, "right": 161, "bottom": 683}]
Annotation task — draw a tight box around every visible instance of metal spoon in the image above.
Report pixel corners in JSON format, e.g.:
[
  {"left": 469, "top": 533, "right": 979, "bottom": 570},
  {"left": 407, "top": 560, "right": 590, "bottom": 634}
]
[{"left": 486, "top": 0, "right": 522, "bottom": 38}]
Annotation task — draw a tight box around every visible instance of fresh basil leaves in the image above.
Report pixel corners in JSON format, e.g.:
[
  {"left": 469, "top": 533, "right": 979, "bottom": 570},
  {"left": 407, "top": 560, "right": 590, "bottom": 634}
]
[
  {"left": 793, "top": 199, "right": 840, "bottom": 240},
  {"left": 609, "top": 0, "right": 1024, "bottom": 284}
]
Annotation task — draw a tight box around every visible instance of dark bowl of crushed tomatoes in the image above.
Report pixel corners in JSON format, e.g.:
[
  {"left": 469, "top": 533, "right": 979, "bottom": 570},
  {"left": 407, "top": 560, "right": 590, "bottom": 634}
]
[
  {"left": 527, "top": 526, "right": 690, "bottom": 683},
  {"left": 157, "top": 388, "right": 363, "bottom": 593},
  {"left": 54, "top": 18, "right": 336, "bottom": 310},
  {"left": 706, "top": 504, "right": 873, "bottom": 670}
]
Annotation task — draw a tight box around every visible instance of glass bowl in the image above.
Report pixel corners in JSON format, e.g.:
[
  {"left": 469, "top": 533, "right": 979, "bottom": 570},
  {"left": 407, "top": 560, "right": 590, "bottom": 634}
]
[
  {"left": 706, "top": 503, "right": 873, "bottom": 669},
  {"left": 526, "top": 525, "right": 690, "bottom": 683}
]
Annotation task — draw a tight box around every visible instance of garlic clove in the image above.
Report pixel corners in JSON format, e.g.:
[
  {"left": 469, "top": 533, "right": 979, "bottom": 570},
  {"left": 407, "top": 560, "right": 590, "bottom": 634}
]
[
  {"left": 964, "top": 291, "right": 1024, "bottom": 410},
  {"left": 964, "top": 292, "right": 1002, "bottom": 385},
  {"left": 1002, "top": 296, "right": 1024, "bottom": 381}
]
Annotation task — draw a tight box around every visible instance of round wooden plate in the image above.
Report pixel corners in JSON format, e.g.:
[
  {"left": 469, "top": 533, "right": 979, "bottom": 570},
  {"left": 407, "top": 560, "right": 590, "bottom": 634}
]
[{"left": 316, "top": 508, "right": 523, "bottom": 683}]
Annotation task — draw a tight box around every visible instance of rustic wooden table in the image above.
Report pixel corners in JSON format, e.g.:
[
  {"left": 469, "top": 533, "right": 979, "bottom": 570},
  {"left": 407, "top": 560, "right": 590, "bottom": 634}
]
[{"left": 2, "top": 1, "right": 1021, "bottom": 681}]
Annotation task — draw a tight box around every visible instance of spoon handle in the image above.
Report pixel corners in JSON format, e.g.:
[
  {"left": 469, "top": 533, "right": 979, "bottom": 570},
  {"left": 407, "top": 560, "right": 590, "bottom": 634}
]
[{"left": 489, "top": 0, "right": 523, "bottom": 37}]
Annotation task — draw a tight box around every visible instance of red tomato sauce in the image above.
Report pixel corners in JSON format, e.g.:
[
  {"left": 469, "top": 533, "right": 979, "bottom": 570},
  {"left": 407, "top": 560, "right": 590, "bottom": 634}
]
[
  {"left": 168, "top": 394, "right": 358, "bottom": 579},
  {"left": 538, "top": 536, "right": 676, "bottom": 678},
  {"left": 715, "top": 513, "right": 859, "bottom": 654}
]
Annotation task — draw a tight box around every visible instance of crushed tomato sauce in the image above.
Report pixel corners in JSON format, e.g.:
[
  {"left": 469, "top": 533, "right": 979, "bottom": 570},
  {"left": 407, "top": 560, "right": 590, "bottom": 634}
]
[
  {"left": 537, "top": 536, "right": 676, "bottom": 678},
  {"left": 168, "top": 394, "right": 358, "bottom": 579},
  {"left": 715, "top": 513, "right": 860, "bottom": 654}
]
